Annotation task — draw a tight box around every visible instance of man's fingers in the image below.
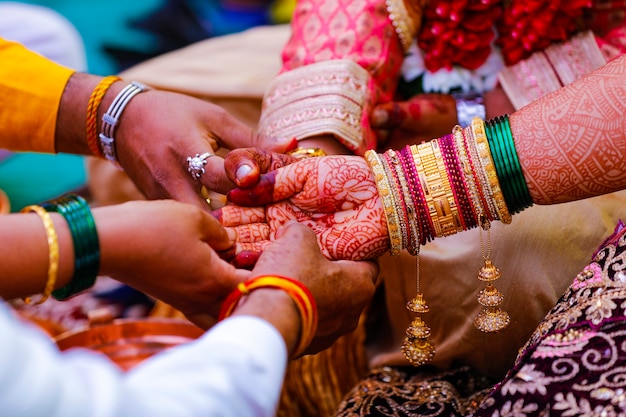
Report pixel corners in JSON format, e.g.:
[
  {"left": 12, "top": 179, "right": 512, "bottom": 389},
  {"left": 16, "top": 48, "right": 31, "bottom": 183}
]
[
  {"left": 251, "top": 222, "right": 321, "bottom": 277},
  {"left": 336, "top": 259, "right": 380, "bottom": 286},
  {"left": 198, "top": 155, "right": 237, "bottom": 195}
]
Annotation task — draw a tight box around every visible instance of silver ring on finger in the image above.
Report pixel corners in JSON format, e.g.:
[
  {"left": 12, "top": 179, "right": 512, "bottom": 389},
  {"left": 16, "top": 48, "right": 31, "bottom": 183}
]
[{"left": 186, "top": 152, "right": 214, "bottom": 181}]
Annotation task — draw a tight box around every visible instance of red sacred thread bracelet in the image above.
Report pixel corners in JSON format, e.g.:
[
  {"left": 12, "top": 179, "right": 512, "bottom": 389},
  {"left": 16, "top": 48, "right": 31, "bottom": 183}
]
[
  {"left": 218, "top": 275, "right": 318, "bottom": 357},
  {"left": 86, "top": 75, "right": 121, "bottom": 158}
]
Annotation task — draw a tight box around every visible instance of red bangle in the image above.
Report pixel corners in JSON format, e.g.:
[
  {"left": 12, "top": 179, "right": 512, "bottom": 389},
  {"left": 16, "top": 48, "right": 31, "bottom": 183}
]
[{"left": 219, "top": 275, "right": 318, "bottom": 357}]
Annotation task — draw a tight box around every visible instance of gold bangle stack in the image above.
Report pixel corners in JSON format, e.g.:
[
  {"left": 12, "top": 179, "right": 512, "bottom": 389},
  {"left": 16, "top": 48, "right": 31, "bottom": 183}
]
[
  {"left": 365, "top": 150, "right": 403, "bottom": 255},
  {"left": 381, "top": 151, "right": 411, "bottom": 251},
  {"left": 452, "top": 125, "right": 481, "bottom": 221},
  {"left": 387, "top": 150, "right": 420, "bottom": 255},
  {"left": 470, "top": 118, "right": 512, "bottom": 224}
]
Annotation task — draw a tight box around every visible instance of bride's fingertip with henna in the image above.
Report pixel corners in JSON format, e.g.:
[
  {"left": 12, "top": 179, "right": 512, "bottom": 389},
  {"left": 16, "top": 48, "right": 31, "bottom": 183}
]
[
  {"left": 235, "top": 164, "right": 253, "bottom": 184},
  {"left": 233, "top": 251, "right": 260, "bottom": 270}
]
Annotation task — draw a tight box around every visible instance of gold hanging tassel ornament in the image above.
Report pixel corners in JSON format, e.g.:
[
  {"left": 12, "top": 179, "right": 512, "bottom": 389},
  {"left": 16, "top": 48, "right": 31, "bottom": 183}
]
[
  {"left": 474, "top": 216, "right": 510, "bottom": 332},
  {"left": 401, "top": 246, "right": 436, "bottom": 366}
]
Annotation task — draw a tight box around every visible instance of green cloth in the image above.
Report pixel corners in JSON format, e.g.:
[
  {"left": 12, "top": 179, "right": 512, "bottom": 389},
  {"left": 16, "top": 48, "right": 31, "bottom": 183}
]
[{"left": 0, "top": 153, "right": 87, "bottom": 212}]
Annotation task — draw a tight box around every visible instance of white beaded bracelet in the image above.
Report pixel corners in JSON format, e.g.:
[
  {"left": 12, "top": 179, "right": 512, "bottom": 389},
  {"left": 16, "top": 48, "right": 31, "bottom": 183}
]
[{"left": 99, "top": 81, "right": 149, "bottom": 165}]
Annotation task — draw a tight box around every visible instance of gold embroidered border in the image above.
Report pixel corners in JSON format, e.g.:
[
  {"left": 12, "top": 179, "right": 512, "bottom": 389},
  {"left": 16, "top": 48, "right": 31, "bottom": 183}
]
[
  {"left": 385, "top": 0, "right": 425, "bottom": 52},
  {"left": 257, "top": 60, "right": 371, "bottom": 152}
]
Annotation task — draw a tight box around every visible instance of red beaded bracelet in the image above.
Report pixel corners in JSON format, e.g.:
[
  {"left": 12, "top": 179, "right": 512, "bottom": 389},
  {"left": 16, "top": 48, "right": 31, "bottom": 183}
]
[{"left": 218, "top": 275, "right": 318, "bottom": 357}]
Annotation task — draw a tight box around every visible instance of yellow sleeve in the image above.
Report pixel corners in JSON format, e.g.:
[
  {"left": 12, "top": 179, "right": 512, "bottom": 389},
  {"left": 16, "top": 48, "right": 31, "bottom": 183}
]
[{"left": 0, "top": 38, "right": 74, "bottom": 153}]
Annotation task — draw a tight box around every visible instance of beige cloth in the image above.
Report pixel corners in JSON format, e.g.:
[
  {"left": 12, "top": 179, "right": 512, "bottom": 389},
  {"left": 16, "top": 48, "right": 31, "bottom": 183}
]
[
  {"left": 373, "top": 194, "right": 625, "bottom": 378},
  {"left": 87, "top": 25, "right": 290, "bottom": 201},
  {"left": 120, "top": 24, "right": 291, "bottom": 127},
  {"left": 88, "top": 24, "right": 626, "bottom": 380}
]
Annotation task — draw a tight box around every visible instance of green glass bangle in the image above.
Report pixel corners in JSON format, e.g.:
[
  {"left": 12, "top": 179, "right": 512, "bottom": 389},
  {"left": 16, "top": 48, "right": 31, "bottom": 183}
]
[
  {"left": 61, "top": 195, "right": 99, "bottom": 299},
  {"left": 42, "top": 194, "right": 100, "bottom": 300},
  {"left": 491, "top": 117, "right": 524, "bottom": 213},
  {"left": 484, "top": 119, "right": 517, "bottom": 213},
  {"left": 501, "top": 116, "right": 533, "bottom": 210},
  {"left": 67, "top": 197, "right": 99, "bottom": 279},
  {"left": 497, "top": 116, "right": 527, "bottom": 212}
]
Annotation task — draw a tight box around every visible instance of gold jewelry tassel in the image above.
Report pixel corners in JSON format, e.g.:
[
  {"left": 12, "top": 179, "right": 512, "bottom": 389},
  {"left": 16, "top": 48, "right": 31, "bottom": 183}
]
[
  {"left": 474, "top": 216, "right": 510, "bottom": 332},
  {"left": 401, "top": 245, "right": 436, "bottom": 366}
]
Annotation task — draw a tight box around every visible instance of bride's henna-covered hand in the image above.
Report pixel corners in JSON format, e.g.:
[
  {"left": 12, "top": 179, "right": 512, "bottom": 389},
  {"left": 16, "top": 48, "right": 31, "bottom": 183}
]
[{"left": 214, "top": 155, "right": 390, "bottom": 262}]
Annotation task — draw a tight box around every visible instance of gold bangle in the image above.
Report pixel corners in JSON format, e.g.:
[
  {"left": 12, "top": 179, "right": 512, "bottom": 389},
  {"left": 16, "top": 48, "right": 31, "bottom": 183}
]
[
  {"left": 471, "top": 118, "right": 512, "bottom": 224},
  {"left": 381, "top": 151, "right": 412, "bottom": 251},
  {"left": 86, "top": 75, "right": 121, "bottom": 158},
  {"left": 463, "top": 124, "right": 498, "bottom": 220},
  {"left": 416, "top": 141, "right": 452, "bottom": 237},
  {"left": 21, "top": 205, "right": 60, "bottom": 305},
  {"left": 413, "top": 143, "right": 440, "bottom": 237},
  {"left": 430, "top": 139, "right": 463, "bottom": 236},
  {"left": 365, "top": 150, "right": 403, "bottom": 255},
  {"left": 285, "top": 147, "right": 328, "bottom": 159},
  {"left": 453, "top": 125, "right": 481, "bottom": 220},
  {"left": 387, "top": 149, "right": 420, "bottom": 255}
]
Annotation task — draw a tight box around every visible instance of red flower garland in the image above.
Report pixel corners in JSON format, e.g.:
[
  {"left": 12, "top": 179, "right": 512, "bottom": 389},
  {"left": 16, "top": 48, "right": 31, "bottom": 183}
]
[
  {"left": 417, "top": 0, "right": 592, "bottom": 72},
  {"left": 418, "top": 0, "right": 502, "bottom": 72},
  {"left": 496, "top": 0, "right": 592, "bottom": 65}
]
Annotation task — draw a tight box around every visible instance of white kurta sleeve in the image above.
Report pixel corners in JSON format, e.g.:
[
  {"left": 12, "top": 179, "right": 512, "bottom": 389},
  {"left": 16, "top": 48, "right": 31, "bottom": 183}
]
[{"left": 0, "top": 302, "right": 287, "bottom": 417}]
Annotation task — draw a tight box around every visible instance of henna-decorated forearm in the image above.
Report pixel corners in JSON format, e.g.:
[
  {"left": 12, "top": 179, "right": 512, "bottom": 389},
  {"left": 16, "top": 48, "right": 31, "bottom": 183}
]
[
  {"left": 367, "top": 56, "right": 626, "bottom": 252},
  {"left": 219, "top": 57, "right": 626, "bottom": 262},
  {"left": 512, "top": 54, "right": 626, "bottom": 205}
]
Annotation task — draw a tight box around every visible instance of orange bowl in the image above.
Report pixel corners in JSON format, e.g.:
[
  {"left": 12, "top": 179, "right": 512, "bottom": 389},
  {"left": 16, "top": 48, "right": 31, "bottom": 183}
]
[{"left": 54, "top": 317, "right": 204, "bottom": 371}]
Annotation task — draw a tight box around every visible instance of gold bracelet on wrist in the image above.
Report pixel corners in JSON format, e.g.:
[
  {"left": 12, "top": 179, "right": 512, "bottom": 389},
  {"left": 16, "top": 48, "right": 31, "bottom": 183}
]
[
  {"left": 285, "top": 147, "right": 328, "bottom": 159},
  {"left": 471, "top": 118, "right": 512, "bottom": 224},
  {"left": 365, "top": 150, "right": 403, "bottom": 255},
  {"left": 387, "top": 149, "right": 420, "bottom": 255},
  {"left": 416, "top": 141, "right": 453, "bottom": 238},
  {"left": 430, "top": 139, "right": 463, "bottom": 236},
  {"left": 20, "top": 205, "right": 60, "bottom": 305}
]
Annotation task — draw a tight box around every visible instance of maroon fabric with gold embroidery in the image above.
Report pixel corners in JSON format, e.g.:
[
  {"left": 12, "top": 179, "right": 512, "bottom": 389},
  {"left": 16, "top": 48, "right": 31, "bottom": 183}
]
[
  {"left": 335, "top": 221, "right": 626, "bottom": 416},
  {"left": 472, "top": 220, "right": 626, "bottom": 416}
]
